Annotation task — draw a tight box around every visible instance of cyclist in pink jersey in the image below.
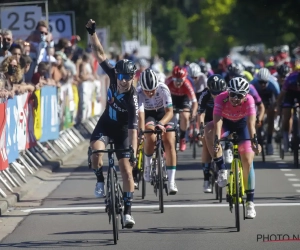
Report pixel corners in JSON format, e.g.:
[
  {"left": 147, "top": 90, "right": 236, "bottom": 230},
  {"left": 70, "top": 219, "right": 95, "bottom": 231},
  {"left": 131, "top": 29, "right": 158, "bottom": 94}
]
[{"left": 204, "top": 77, "right": 261, "bottom": 219}]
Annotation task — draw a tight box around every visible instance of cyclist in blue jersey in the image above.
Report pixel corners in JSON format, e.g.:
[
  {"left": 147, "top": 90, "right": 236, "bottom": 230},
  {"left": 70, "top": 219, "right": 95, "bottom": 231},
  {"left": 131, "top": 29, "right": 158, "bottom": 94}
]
[
  {"left": 86, "top": 19, "right": 138, "bottom": 228},
  {"left": 250, "top": 68, "right": 280, "bottom": 155}
]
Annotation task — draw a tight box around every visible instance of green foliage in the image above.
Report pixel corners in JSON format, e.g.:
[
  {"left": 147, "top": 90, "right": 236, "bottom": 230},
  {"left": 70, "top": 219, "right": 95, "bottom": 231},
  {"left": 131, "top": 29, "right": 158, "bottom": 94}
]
[{"left": 45, "top": 0, "right": 300, "bottom": 60}]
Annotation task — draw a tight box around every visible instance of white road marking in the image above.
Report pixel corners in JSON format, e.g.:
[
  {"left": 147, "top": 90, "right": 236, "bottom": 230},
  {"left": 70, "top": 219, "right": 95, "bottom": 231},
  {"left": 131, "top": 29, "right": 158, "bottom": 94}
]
[
  {"left": 280, "top": 169, "right": 292, "bottom": 171},
  {"left": 285, "top": 173, "right": 296, "bottom": 176},
  {"left": 288, "top": 178, "right": 300, "bottom": 182},
  {"left": 21, "top": 203, "right": 300, "bottom": 213},
  {"left": 292, "top": 184, "right": 300, "bottom": 187},
  {"left": 296, "top": 190, "right": 300, "bottom": 193}
]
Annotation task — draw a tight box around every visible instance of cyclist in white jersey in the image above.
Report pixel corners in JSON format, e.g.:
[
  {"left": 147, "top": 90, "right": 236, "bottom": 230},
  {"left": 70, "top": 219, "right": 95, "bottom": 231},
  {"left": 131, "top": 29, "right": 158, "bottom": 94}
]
[
  {"left": 137, "top": 68, "right": 178, "bottom": 194},
  {"left": 188, "top": 62, "right": 208, "bottom": 100}
]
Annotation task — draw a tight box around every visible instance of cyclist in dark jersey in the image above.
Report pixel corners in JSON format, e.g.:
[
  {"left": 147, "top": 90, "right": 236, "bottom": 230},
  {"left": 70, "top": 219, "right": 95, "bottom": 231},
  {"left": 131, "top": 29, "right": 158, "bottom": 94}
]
[
  {"left": 86, "top": 19, "right": 138, "bottom": 228},
  {"left": 197, "top": 74, "right": 227, "bottom": 192}
]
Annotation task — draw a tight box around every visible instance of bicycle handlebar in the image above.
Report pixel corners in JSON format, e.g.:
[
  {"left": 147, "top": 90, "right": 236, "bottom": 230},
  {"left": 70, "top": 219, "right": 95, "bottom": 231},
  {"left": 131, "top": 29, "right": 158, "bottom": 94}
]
[
  {"left": 91, "top": 145, "right": 134, "bottom": 155},
  {"left": 141, "top": 128, "right": 177, "bottom": 134}
]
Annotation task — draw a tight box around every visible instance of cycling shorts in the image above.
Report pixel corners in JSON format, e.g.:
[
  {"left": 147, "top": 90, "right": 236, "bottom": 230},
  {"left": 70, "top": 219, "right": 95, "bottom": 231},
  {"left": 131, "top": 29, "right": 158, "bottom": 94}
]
[
  {"left": 145, "top": 108, "right": 176, "bottom": 129},
  {"left": 171, "top": 95, "right": 191, "bottom": 110},
  {"left": 90, "top": 116, "right": 130, "bottom": 160},
  {"left": 208, "top": 118, "right": 253, "bottom": 154},
  {"left": 282, "top": 91, "right": 300, "bottom": 108}
]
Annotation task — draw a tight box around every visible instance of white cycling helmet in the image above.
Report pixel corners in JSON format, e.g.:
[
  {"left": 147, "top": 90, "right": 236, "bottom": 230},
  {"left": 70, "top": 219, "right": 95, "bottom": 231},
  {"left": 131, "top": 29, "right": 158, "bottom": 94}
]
[
  {"left": 188, "top": 62, "right": 201, "bottom": 77},
  {"left": 139, "top": 68, "right": 158, "bottom": 91},
  {"left": 257, "top": 68, "right": 270, "bottom": 82},
  {"left": 228, "top": 77, "right": 250, "bottom": 95}
]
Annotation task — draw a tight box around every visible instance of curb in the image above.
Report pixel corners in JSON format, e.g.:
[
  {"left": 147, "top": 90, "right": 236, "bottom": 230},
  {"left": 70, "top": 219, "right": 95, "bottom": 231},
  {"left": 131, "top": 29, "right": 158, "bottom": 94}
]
[{"left": 0, "top": 140, "right": 89, "bottom": 216}]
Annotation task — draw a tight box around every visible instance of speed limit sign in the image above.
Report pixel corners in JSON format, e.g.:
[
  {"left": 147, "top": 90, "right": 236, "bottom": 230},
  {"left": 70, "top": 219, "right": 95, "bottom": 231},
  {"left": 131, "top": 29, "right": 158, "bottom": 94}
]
[
  {"left": 0, "top": 5, "right": 42, "bottom": 40},
  {"left": 46, "top": 14, "right": 73, "bottom": 43}
]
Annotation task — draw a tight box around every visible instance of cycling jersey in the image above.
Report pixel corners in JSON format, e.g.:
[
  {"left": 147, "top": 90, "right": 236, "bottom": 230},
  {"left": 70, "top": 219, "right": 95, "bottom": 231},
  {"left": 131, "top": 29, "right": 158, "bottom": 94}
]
[
  {"left": 99, "top": 60, "right": 138, "bottom": 130},
  {"left": 187, "top": 73, "right": 207, "bottom": 94},
  {"left": 250, "top": 77, "right": 280, "bottom": 107},
  {"left": 198, "top": 87, "right": 214, "bottom": 123},
  {"left": 249, "top": 84, "right": 262, "bottom": 105},
  {"left": 282, "top": 72, "right": 300, "bottom": 92},
  {"left": 282, "top": 72, "right": 300, "bottom": 107},
  {"left": 214, "top": 91, "right": 256, "bottom": 121},
  {"left": 165, "top": 76, "right": 197, "bottom": 102},
  {"left": 242, "top": 70, "right": 254, "bottom": 82},
  {"left": 137, "top": 82, "right": 172, "bottom": 112},
  {"left": 213, "top": 91, "right": 256, "bottom": 154}
]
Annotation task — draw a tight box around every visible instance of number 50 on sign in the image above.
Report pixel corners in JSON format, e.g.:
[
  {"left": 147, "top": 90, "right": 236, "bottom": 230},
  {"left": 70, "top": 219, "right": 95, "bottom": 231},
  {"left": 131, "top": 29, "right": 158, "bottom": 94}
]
[{"left": 0, "top": 5, "right": 42, "bottom": 40}]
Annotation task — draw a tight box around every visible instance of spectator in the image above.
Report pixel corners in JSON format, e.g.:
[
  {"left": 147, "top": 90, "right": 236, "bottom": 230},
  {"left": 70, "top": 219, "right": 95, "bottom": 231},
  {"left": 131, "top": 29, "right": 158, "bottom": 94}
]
[
  {"left": 54, "top": 52, "right": 68, "bottom": 83},
  {"left": 0, "top": 56, "right": 22, "bottom": 89},
  {"left": 31, "top": 61, "right": 50, "bottom": 87},
  {"left": 20, "top": 55, "right": 32, "bottom": 84},
  {"left": 11, "top": 44, "right": 23, "bottom": 62},
  {"left": 0, "top": 29, "right": 13, "bottom": 64}
]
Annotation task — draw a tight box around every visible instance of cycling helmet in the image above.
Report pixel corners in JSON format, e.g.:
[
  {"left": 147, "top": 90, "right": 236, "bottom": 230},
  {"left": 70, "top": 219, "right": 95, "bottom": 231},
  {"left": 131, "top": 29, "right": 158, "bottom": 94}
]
[
  {"left": 172, "top": 66, "right": 187, "bottom": 79},
  {"left": 115, "top": 59, "right": 137, "bottom": 74},
  {"left": 198, "top": 61, "right": 208, "bottom": 75},
  {"left": 277, "top": 64, "right": 290, "bottom": 78},
  {"left": 227, "top": 63, "right": 242, "bottom": 75},
  {"left": 207, "top": 74, "right": 227, "bottom": 95},
  {"left": 245, "top": 65, "right": 255, "bottom": 76},
  {"left": 139, "top": 68, "right": 158, "bottom": 91},
  {"left": 188, "top": 63, "right": 201, "bottom": 77},
  {"left": 228, "top": 77, "right": 250, "bottom": 95},
  {"left": 138, "top": 58, "right": 149, "bottom": 68},
  {"left": 256, "top": 68, "right": 270, "bottom": 82}
]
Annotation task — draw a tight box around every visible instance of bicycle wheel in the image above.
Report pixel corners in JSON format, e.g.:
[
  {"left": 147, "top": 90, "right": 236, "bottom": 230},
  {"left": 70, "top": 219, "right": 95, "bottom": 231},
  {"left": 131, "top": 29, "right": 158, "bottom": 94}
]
[
  {"left": 193, "top": 127, "right": 197, "bottom": 159},
  {"left": 109, "top": 167, "right": 118, "bottom": 244},
  {"left": 219, "top": 186, "right": 223, "bottom": 203},
  {"left": 280, "top": 134, "right": 285, "bottom": 160},
  {"left": 157, "top": 143, "right": 164, "bottom": 213},
  {"left": 141, "top": 151, "right": 146, "bottom": 199},
  {"left": 234, "top": 159, "right": 240, "bottom": 232},
  {"left": 293, "top": 127, "right": 299, "bottom": 168}
]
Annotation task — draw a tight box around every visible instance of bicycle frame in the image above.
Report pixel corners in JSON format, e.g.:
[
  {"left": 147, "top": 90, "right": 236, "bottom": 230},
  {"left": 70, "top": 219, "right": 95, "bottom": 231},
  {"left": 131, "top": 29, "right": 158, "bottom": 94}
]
[{"left": 90, "top": 144, "right": 133, "bottom": 244}]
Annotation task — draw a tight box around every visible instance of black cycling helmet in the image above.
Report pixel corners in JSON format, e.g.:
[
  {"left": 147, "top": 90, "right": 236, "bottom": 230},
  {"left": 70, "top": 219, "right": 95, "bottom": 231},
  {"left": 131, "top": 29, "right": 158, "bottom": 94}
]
[
  {"left": 245, "top": 65, "right": 255, "bottom": 76},
  {"left": 115, "top": 59, "right": 137, "bottom": 74},
  {"left": 277, "top": 64, "right": 290, "bottom": 78},
  {"left": 227, "top": 62, "right": 243, "bottom": 75},
  {"left": 198, "top": 61, "right": 208, "bottom": 75},
  {"left": 207, "top": 74, "right": 227, "bottom": 95}
]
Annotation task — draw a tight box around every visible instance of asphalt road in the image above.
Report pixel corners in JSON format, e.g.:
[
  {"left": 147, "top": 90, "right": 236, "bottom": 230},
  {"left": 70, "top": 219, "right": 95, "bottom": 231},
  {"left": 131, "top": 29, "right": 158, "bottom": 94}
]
[{"left": 0, "top": 143, "right": 300, "bottom": 250}]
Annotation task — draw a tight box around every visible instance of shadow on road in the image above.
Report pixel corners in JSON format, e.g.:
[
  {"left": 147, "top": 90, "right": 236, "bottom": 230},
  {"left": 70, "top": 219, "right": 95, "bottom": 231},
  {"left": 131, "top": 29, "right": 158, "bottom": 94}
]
[{"left": 0, "top": 239, "right": 113, "bottom": 248}]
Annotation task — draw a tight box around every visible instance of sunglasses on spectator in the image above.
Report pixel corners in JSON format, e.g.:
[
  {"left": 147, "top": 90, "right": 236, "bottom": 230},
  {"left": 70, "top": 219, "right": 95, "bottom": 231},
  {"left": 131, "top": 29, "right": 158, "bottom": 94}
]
[
  {"left": 116, "top": 73, "right": 133, "bottom": 81},
  {"left": 172, "top": 77, "right": 184, "bottom": 83},
  {"left": 191, "top": 76, "right": 198, "bottom": 80},
  {"left": 40, "top": 31, "right": 48, "bottom": 35},
  {"left": 258, "top": 80, "right": 268, "bottom": 85},
  {"left": 3, "top": 37, "right": 11, "bottom": 42},
  {"left": 229, "top": 92, "right": 245, "bottom": 99}
]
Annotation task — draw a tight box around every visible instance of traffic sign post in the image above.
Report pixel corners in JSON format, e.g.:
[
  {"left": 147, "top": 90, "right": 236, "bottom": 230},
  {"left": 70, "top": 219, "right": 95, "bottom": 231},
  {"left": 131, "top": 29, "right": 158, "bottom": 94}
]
[{"left": 0, "top": 1, "right": 49, "bottom": 41}]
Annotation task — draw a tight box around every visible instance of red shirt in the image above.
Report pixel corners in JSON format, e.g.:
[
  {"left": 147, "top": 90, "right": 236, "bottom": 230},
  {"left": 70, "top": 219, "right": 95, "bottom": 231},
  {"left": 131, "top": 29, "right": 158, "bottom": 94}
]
[
  {"left": 31, "top": 72, "right": 41, "bottom": 85},
  {"left": 165, "top": 76, "right": 197, "bottom": 102}
]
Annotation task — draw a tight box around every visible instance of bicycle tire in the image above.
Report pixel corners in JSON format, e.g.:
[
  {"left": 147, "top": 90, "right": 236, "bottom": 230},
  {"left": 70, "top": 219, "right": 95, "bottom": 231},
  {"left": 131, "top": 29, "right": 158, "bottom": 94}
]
[
  {"left": 157, "top": 143, "right": 164, "bottom": 213},
  {"left": 219, "top": 187, "right": 223, "bottom": 203},
  {"left": 280, "top": 135, "right": 285, "bottom": 160},
  {"left": 193, "top": 125, "right": 197, "bottom": 159},
  {"left": 210, "top": 171, "right": 214, "bottom": 194},
  {"left": 142, "top": 151, "right": 146, "bottom": 199},
  {"left": 110, "top": 167, "right": 118, "bottom": 244},
  {"left": 234, "top": 159, "right": 240, "bottom": 232},
  {"left": 293, "top": 118, "right": 299, "bottom": 168}
]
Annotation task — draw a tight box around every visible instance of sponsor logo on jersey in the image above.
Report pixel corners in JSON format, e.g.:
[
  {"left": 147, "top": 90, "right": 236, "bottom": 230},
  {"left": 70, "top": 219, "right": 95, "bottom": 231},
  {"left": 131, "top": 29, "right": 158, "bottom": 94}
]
[
  {"left": 133, "top": 94, "right": 139, "bottom": 116},
  {"left": 223, "top": 98, "right": 228, "bottom": 103}
]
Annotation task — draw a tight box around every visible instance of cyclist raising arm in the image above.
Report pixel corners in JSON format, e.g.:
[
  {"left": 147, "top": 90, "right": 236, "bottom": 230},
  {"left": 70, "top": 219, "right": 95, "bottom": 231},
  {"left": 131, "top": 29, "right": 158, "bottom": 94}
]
[
  {"left": 86, "top": 19, "right": 138, "bottom": 228},
  {"left": 205, "top": 77, "right": 261, "bottom": 218},
  {"left": 138, "top": 69, "right": 178, "bottom": 194}
]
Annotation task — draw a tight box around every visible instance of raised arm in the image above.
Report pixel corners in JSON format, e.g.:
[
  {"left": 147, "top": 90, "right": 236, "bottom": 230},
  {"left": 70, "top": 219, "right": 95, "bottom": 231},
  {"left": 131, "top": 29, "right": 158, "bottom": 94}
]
[{"left": 85, "top": 19, "right": 107, "bottom": 64}]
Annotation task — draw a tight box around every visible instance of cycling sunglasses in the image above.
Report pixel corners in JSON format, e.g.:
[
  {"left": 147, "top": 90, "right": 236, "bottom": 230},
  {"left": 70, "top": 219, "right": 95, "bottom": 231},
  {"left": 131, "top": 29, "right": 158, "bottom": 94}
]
[
  {"left": 229, "top": 92, "right": 245, "bottom": 99},
  {"left": 172, "top": 77, "right": 184, "bottom": 83},
  {"left": 117, "top": 73, "right": 133, "bottom": 81},
  {"left": 258, "top": 80, "right": 268, "bottom": 85}
]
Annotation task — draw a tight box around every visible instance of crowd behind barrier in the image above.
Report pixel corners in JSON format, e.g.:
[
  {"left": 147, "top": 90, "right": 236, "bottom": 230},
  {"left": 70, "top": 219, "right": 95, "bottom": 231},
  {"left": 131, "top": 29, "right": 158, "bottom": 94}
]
[{"left": 0, "top": 21, "right": 108, "bottom": 199}]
